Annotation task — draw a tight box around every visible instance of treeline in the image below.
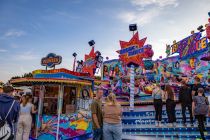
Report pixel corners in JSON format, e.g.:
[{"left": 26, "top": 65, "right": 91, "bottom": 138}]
[{"left": 10, "top": 72, "right": 33, "bottom": 80}]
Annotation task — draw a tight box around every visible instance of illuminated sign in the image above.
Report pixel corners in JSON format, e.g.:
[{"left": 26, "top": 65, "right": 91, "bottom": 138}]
[
  {"left": 117, "top": 32, "right": 153, "bottom": 66},
  {"left": 171, "top": 32, "right": 208, "bottom": 59},
  {"left": 82, "top": 47, "right": 96, "bottom": 76},
  {"left": 41, "top": 53, "right": 62, "bottom": 68}
]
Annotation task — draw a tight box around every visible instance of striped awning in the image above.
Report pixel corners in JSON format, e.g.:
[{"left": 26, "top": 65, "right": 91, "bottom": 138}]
[{"left": 10, "top": 78, "right": 92, "bottom": 86}]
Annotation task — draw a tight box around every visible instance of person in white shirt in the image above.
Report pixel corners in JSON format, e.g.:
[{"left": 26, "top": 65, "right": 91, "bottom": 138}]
[{"left": 16, "top": 94, "right": 37, "bottom": 140}]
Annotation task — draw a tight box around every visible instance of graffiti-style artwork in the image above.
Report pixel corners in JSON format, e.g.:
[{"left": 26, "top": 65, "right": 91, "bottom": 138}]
[{"left": 37, "top": 112, "right": 92, "bottom": 140}]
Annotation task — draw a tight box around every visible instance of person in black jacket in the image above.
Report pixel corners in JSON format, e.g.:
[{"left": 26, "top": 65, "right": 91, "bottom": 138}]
[{"left": 179, "top": 81, "right": 193, "bottom": 127}]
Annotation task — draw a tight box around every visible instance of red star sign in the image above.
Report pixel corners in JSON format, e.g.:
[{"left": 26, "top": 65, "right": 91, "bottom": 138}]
[
  {"left": 82, "top": 47, "right": 96, "bottom": 77},
  {"left": 117, "top": 32, "right": 147, "bottom": 66}
]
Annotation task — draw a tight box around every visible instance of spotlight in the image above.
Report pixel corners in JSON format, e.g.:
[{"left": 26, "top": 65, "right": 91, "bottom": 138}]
[
  {"left": 72, "top": 52, "right": 77, "bottom": 58},
  {"left": 88, "top": 40, "right": 95, "bottom": 46},
  {"left": 197, "top": 25, "right": 205, "bottom": 32},
  {"left": 129, "top": 24, "right": 137, "bottom": 32}
]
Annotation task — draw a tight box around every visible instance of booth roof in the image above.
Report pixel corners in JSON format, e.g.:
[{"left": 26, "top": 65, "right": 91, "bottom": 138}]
[{"left": 10, "top": 78, "right": 92, "bottom": 86}]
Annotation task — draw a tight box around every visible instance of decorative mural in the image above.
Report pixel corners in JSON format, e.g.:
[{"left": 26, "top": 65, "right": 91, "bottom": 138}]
[{"left": 37, "top": 112, "right": 92, "bottom": 140}]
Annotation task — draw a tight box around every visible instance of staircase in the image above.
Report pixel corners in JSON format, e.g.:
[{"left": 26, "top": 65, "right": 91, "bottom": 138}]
[{"left": 122, "top": 105, "right": 210, "bottom": 140}]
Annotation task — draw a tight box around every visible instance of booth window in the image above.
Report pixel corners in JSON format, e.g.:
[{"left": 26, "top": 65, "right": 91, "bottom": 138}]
[
  {"left": 43, "top": 86, "right": 58, "bottom": 115},
  {"left": 63, "top": 87, "right": 77, "bottom": 114}
]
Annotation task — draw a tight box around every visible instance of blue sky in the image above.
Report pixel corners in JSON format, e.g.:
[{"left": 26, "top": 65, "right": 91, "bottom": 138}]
[{"left": 0, "top": 0, "right": 210, "bottom": 82}]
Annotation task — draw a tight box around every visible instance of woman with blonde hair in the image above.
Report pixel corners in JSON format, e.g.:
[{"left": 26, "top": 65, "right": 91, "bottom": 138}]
[
  {"left": 103, "top": 93, "right": 122, "bottom": 140},
  {"left": 16, "top": 94, "right": 37, "bottom": 140}
]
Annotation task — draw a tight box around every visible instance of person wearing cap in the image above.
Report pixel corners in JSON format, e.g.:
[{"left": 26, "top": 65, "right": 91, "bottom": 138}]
[{"left": 0, "top": 84, "right": 20, "bottom": 139}]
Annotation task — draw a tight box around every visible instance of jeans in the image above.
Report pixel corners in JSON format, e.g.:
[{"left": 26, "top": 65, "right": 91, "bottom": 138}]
[
  {"left": 93, "top": 128, "right": 103, "bottom": 140},
  {"left": 181, "top": 103, "right": 193, "bottom": 124},
  {"left": 166, "top": 99, "right": 176, "bottom": 123},
  {"left": 154, "top": 99, "right": 162, "bottom": 121},
  {"left": 196, "top": 115, "right": 206, "bottom": 140},
  {"left": 103, "top": 122, "right": 122, "bottom": 140},
  {"left": 16, "top": 114, "right": 32, "bottom": 140}
]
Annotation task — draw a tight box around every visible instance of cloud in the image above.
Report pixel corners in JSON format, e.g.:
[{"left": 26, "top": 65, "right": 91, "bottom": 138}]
[
  {"left": 10, "top": 43, "right": 19, "bottom": 48},
  {"left": 15, "top": 51, "right": 39, "bottom": 61},
  {"left": 118, "top": 0, "right": 179, "bottom": 26},
  {"left": 55, "top": 11, "right": 79, "bottom": 19},
  {"left": 130, "top": 0, "right": 179, "bottom": 8},
  {"left": 0, "top": 49, "right": 7, "bottom": 52},
  {"left": 4, "top": 29, "right": 26, "bottom": 38},
  {"left": 118, "top": 8, "right": 160, "bottom": 26}
]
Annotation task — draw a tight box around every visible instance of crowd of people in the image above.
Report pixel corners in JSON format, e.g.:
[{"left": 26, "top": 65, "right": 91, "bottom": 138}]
[
  {"left": 0, "top": 84, "right": 37, "bottom": 140},
  {"left": 92, "top": 77, "right": 210, "bottom": 140},
  {"left": 0, "top": 76, "right": 209, "bottom": 140},
  {"left": 151, "top": 77, "right": 210, "bottom": 140}
]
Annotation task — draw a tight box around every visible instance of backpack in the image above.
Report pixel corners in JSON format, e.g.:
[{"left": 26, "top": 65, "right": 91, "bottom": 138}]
[
  {"left": 194, "top": 96, "right": 209, "bottom": 115},
  {"left": 0, "top": 100, "right": 15, "bottom": 140}
]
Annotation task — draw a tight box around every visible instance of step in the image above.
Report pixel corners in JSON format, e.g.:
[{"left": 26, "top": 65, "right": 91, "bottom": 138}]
[
  {"left": 122, "top": 118, "right": 210, "bottom": 125},
  {"left": 122, "top": 115, "right": 191, "bottom": 119},
  {"left": 123, "top": 110, "right": 186, "bottom": 117},
  {"left": 122, "top": 126, "right": 210, "bottom": 132},
  {"left": 122, "top": 133, "right": 210, "bottom": 139}
]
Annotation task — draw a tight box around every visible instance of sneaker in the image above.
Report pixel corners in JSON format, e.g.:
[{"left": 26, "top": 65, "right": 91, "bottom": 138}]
[
  {"left": 167, "top": 123, "right": 173, "bottom": 127},
  {"left": 190, "top": 123, "right": 194, "bottom": 127},
  {"left": 173, "top": 122, "right": 177, "bottom": 127},
  {"left": 158, "top": 121, "right": 162, "bottom": 127},
  {"left": 204, "top": 131, "right": 208, "bottom": 136},
  {"left": 155, "top": 121, "right": 159, "bottom": 127}
]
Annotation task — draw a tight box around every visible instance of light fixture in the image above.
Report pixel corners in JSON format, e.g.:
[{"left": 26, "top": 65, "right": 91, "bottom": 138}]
[
  {"left": 197, "top": 25, "right": 205, "bottom": 32},
  {"left": 72, "top": 52, "right": 77, "bottom": 57},
  {"left": 129, "top": 24, "right": 137, "bottom": 32},
  {"left": 88, "top": 40, "right": 95, "bottom": 46}
]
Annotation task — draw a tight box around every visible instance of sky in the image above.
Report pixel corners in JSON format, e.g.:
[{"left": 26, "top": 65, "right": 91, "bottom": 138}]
[{"left": 0, "top": 0, "right": 210, "bottom": 83}]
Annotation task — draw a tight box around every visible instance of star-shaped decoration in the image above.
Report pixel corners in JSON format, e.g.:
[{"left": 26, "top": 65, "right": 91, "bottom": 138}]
[
  {"left": 117, "top": 32, "right": 147, "bottom": 67},
  {"left": 82, "top": 47, "right": 96, "bottom": 77}
]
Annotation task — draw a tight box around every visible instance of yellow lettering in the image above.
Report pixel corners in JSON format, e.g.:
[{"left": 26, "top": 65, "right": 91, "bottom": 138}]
[{"left": 201, "top": 37, "right": 207, "bottom": 49}]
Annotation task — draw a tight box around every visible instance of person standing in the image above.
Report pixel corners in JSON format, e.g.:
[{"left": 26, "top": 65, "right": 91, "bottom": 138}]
[
  {"left": 192, "top": 88, "right": 209, "bottom": 140},
  {"left": 165, "top": 85, "right": 176, "bottom": 127},
  {"left": 192, "top": 77, "right": 204, "bottom": 96},
  {"left": 91, "top": 89, "right": 103, "bottom": 140},
  {"left": 179, "top": 81, "right": 194, "bottom": 127},
  {"left": 152, "top": 84, "right": 164, "bottom": 127},
  {"left": 103, "top": 93, "right": 122, "bottom": 140},
  {"left": 0, "top": 84, "right": 20, "bottom": 140},
  {"left": 16, "top": 94, "right": 37, "bottom": 140}
]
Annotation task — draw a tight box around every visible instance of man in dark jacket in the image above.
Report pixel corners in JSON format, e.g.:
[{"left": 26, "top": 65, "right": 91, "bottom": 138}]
[
  {"left": 0, "top": 84, "right": 20, "bottom": 139},
  {"left": 179, "top": 81, "right": 193, "bottom": 127}
]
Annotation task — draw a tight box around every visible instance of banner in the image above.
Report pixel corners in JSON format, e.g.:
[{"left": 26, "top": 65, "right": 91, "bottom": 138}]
[{"left": 171, "top": 32, "right": 208, "bottom": 59}]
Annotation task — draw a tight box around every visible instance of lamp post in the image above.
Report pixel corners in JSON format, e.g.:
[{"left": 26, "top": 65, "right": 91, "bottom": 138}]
[{"left": 72, "top": 52, "right": 77, "bottom": 72}]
